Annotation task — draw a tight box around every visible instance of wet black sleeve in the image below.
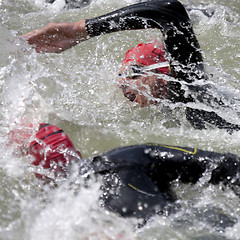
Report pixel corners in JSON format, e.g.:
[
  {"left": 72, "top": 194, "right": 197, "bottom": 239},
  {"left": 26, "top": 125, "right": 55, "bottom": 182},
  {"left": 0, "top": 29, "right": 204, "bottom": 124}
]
[
  {"left": 209, "top": 153, "right": 240, "bottom": 196},
  {"left": 185, "top": 107, "right": 240, "bottom": 133},
  {"left": 93, "top": 144, "right": 240, "bottom": 188},
  {"left": 91, "top": 144, "right": 240, "bottom": 220},
  {"left": 92, "top": 144, "right": 209, "bottom": 185},
  {"left": 146, "top": 145, "right": 240, "bottom": 189},
  {"left": 85, "top": 0, "right": 204, "bottom": 82}
]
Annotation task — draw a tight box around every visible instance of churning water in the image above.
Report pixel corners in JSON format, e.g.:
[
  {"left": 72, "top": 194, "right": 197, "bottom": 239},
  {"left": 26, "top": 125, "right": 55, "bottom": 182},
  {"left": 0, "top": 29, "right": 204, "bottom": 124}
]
[{"left": 0, "top": 0, "right": 240, "bottom": 239}]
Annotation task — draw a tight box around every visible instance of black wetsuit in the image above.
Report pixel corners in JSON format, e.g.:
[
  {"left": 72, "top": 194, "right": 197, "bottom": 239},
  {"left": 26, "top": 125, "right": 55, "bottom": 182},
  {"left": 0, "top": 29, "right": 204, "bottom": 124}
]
[
  {"left": 85, "top": 0, "right": 240, "bottom": 132},
  {"left": 78, "top": 144, "right": 240, "bottom": 223}
]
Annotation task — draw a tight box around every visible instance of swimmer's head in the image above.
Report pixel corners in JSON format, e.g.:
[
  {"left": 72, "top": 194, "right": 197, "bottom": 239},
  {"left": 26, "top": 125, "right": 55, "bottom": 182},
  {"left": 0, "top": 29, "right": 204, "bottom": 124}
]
[
  {"left": 28, "top": 123, "right": 82, "bottom": 180},
  {"left": 122, "top": 42, "right": 169, "bottom": 75},
  {"left": 9, "top": 123, "right": 81, "bottom": 180},
  {"left": 119, "top": 42, "right": 169, "bottom": 107}
]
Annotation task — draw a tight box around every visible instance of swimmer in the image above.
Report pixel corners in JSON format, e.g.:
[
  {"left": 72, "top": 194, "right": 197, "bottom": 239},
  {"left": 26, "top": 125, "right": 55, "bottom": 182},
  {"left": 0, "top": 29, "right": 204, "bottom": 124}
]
[
  {"left": 9, "top": 123, "right": 240, "bottom": 225},
  {"left": 21, "top": 0, "right": 240, "bottom": 132}
]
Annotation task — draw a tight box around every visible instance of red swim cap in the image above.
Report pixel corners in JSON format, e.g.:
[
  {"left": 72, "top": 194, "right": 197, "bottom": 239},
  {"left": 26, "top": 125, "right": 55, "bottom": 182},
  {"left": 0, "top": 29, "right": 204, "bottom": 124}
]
[
  {"left": 122, "top": 42, "right": 169, "bottom": 75},
  {"left": 28, "top": 123, "right": 82, "bottom": 179}
]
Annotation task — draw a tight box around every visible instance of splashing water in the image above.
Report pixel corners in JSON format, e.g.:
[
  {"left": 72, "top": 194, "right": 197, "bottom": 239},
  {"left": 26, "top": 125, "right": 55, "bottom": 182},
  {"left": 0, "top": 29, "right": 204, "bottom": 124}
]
[{"left": 0, "top": 0, "right": 240, "bottom": 239}]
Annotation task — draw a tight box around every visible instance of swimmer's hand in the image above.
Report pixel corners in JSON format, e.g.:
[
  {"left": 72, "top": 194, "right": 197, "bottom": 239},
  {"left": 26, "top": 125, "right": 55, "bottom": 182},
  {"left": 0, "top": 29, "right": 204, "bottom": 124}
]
[{"left": 20, "top": 20, "right": 88, "bottom": 53}]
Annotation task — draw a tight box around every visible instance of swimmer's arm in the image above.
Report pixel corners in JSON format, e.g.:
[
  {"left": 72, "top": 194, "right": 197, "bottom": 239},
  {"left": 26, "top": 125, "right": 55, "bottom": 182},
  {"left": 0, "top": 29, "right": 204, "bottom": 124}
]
[
  {"left": 21, "top": 0, "right": 188, "bottom": 54},
  {"left": 20, "top": 20, "right": 87, "bottom": 53},
  {"left": 168, "top": 150, "right": 240, "bottom": 196},
  {"left": 21, "top": 0, "right": 201, "bottom": 62},
  {"left": 86, "top": 0, "right": 203, "bottom": 69},
  {"left": 209, "top": 153, "right": 240, "bottom": 196}
]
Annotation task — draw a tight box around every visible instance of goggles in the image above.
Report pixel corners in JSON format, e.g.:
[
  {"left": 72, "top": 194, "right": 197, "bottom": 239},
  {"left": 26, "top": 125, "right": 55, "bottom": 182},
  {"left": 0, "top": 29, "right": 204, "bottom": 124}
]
[{"left": 119, "top": 62, "right": 171, "bottom": 79}]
